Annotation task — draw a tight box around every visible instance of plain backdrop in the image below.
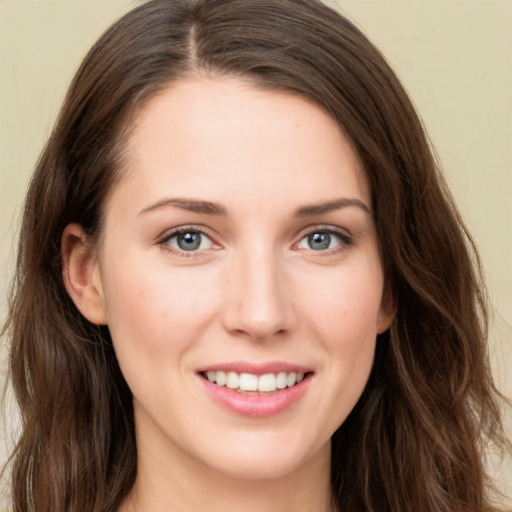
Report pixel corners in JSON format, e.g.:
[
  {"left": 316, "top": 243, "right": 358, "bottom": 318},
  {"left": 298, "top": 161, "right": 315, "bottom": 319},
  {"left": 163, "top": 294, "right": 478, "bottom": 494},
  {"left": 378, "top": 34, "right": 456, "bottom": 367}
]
[{"left": 1, "top": 0, "right": 510, "bottom": 506}]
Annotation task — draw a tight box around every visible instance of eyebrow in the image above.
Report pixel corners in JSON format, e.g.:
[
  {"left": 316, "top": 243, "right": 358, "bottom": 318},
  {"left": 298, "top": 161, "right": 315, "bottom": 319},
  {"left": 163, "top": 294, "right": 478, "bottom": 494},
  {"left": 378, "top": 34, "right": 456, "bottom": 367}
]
[
  {"left": 138, "top": 196, "right": 372, "bottom": 218},
  {"left": 139, "top": 198, "right": 227, "bottom": 216},
  {"left": 294, "top": 198, "right": 372, "bottom": 217}
]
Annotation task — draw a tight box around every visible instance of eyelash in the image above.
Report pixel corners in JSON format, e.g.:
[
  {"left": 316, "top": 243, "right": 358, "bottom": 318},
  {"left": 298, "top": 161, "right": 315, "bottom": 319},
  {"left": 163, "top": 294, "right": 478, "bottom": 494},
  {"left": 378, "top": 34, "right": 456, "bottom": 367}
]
[
  {"left": 295, "top": 225, "right": 354, "bottom": 254},
  {"left": 157, "top": 225, "right": 354, "bottom": 257},
  {"left": 158, "top": 226, "right": 218, "bottom": 258}
]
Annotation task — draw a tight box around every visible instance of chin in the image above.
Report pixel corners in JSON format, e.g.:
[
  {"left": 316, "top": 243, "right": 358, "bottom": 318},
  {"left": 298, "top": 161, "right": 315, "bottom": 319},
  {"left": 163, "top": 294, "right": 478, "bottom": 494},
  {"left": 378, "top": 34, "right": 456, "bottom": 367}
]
[{"left": 194, "top": 431, "right": 331, "bottom": 481}]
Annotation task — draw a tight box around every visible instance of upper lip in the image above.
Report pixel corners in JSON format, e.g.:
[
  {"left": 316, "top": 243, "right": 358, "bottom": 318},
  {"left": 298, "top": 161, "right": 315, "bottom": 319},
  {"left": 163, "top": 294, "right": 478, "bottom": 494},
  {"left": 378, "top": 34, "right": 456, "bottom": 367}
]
[{"left": 196, "top": 361, "right": 313, "bottom": 375}]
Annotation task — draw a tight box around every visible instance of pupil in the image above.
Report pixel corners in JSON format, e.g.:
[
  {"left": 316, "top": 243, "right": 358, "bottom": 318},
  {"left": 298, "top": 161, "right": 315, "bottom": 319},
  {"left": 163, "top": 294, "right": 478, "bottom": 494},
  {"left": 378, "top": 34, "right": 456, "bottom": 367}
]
[
  {"left": 309, "top": 232, "right": 330, "bottom": 250},
  {"left": 178, "top": 232, "right": 201, "bottom": 251}
]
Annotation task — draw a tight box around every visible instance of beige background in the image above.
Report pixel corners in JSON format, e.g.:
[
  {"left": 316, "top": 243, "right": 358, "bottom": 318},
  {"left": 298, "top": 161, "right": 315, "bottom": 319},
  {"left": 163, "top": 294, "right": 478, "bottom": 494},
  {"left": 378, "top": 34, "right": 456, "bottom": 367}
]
[{"left": 1, "top": 0, "right": 510, "bottom": 507}]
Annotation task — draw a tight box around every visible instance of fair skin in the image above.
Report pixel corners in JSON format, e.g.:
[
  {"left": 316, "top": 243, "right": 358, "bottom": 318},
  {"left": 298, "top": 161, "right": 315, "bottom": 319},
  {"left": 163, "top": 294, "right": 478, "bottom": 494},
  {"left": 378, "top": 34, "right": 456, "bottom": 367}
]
[{"left": 62, "top": 78, "right": 395, "bottom": 512}]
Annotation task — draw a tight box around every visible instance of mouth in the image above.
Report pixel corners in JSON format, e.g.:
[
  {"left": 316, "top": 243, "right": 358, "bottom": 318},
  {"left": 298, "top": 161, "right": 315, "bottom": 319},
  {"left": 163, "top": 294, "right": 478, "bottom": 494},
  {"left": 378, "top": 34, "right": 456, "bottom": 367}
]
[
  {"left": 199, "top": 370, "right": 311, "bottom": 394},
  {"left": 196, "top": 362, "right": 314, "bottom": 417}
]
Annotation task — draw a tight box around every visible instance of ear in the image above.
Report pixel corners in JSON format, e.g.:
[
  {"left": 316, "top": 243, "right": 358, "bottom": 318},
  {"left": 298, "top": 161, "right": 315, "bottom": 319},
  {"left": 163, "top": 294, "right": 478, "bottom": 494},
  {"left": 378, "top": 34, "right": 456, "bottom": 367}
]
[
  {"left": 61, "top": 223, "right": 107, "bottom": 325},
  {"left": 377, "top": 282, "right": 397, "bottom": 334}
]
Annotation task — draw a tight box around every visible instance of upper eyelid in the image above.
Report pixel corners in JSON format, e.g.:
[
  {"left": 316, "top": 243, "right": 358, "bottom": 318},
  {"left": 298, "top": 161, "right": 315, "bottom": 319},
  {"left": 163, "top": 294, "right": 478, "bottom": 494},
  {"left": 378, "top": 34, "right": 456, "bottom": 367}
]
[
  {"left": 157, "top": 226, "right": 220, "bottom": 258},
  {"left": 158, "top": 225, "right": 217, "bottom": 243},
  {"left": 293, "top": 225, "right": 355, "bottom": 252},
  {"left": 295, "top": 224, "right": 353, "bottom": 239},
  {"left": 156, "top": 223, "right": 353, "bottom": 249}
]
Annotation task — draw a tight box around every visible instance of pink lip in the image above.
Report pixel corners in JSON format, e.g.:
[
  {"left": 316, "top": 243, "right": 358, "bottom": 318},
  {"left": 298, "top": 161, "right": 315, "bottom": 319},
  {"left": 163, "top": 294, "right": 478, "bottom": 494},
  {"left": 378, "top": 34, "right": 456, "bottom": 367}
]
[
  {"left": 197, "top": 361, "right": 312, "bottom": 375},
  {"left": 196, "top": 361, "right": 313, "bottom": 418}
]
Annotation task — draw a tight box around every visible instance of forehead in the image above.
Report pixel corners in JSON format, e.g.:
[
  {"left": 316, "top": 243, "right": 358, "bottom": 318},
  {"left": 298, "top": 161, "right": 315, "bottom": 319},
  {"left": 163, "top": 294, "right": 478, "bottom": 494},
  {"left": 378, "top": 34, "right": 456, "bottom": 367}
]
[{"left": 111, "top": 77, "right": 370, "bottom": 216}]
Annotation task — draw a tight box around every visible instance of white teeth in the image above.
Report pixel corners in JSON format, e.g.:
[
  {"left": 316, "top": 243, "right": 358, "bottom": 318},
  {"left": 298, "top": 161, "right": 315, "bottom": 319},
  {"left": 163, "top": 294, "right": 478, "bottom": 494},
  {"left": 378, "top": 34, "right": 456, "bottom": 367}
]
[
  {"left": 258, "top": 373, "right": 277, "bottom": 392},
  {"left": 204, "top": 370, "right": 307, "bottom": 392},
  {"left": 215, "top": 371, "right": 227, "bottom": 387},
  {"left": 226, "top": 371, "right": 239, "bottom": 389},
  {"left": 276, "top": 371, "right": 288, "bottom": 389},
  {"left": 239, "top": 373, "right": 258, "bottom": 391}
]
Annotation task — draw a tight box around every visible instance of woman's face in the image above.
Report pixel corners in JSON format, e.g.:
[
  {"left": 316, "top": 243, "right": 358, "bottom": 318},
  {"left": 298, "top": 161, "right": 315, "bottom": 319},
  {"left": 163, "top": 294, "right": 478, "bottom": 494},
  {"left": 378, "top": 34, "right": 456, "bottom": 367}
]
[{"left": 92, "top": 78, "right": 394, "bottom": 480}]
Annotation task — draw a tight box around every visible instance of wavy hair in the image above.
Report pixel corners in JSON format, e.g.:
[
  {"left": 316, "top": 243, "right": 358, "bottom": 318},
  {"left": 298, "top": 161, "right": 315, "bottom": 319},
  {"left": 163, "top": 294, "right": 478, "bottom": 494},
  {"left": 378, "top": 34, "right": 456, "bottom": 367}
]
[{"left": 3, "top": 0, "right": 510, "bottom": 510}]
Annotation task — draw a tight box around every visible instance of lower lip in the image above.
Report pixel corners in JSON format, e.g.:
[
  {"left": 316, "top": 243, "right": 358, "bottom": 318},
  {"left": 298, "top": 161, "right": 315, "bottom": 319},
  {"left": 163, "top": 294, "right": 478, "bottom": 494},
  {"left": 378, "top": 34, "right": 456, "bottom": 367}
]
[{"left": 199, "top": 375, "right": 311, "bottom": 418}]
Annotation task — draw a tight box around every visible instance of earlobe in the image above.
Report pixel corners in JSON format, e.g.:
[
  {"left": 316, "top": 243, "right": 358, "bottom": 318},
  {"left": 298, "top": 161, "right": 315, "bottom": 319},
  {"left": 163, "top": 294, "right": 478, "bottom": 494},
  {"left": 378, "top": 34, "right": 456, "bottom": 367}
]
[
  {"left": 377, "top": 284, "right": 397, "bottom": 334},
  {"left": 61, "top": 223, "right": 107, "bottom": 325}
]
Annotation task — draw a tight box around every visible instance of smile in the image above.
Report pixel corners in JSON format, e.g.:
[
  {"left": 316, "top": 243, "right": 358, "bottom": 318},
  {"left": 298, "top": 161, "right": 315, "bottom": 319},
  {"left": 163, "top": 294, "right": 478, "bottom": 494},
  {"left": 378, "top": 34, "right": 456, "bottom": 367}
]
[
  {"left": 197, "top": 363, "right": 313, "bottom": 417},
  {"left": 203, "top": 371, "right": 305, "bottom": 393}
]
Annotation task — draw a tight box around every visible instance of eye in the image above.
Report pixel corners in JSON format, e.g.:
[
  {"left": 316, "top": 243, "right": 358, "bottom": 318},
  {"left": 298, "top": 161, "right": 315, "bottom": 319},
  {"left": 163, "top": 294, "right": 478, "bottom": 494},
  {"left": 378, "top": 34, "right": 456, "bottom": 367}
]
[
  {"left": 163, "top": 229, "right": 214, "bottom": 252},
  {"left": 297, "top": 229, "right": 351, "bottom": 251}
]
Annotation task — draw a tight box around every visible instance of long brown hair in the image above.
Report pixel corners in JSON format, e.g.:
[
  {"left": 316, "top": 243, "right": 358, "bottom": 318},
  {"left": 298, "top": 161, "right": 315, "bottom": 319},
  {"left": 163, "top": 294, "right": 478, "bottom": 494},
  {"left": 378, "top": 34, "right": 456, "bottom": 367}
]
[{"left": 3, "top": 0, "right": 510, "bottom": 510}]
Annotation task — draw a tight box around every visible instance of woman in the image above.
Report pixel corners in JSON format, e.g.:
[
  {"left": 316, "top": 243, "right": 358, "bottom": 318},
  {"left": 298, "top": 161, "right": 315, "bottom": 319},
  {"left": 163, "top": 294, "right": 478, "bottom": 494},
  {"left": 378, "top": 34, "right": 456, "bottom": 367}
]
[{"left": 3, "top": 0, "right": 510, "bottom": 510}]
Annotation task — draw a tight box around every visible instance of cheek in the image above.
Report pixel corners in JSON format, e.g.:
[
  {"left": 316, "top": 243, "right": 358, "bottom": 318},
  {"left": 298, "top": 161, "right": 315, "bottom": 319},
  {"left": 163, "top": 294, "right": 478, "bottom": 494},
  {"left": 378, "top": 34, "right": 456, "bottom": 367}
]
[
  {"left": 100, "top": 254, "right": 220, "bottom": 363},
  {"left": 303, "top": 263, "right": 384, "bottom": 340},
  {"left": 285, "top": 266, "right": 382, "bottom": 440},
  {"left": 318, "top": 292, "right": 378, "bottom": 379},
  {"left": 301, "top": 259, "right": 383, "bottom": 386}
]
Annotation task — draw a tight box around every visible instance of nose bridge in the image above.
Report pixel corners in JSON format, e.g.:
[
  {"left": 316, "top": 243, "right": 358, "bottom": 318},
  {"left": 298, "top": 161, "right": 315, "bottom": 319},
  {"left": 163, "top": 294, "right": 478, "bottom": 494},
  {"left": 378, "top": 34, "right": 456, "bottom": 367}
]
[{"left": 222, "top": 239, "right": 295, "bottom": 340}]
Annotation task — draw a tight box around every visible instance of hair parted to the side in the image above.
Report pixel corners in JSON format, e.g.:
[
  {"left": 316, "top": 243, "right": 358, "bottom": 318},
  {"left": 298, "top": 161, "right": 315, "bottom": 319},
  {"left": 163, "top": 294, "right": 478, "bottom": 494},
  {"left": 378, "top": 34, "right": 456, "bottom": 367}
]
[{"left": 3, "top": 0, "right": 510, "bottom": 511}]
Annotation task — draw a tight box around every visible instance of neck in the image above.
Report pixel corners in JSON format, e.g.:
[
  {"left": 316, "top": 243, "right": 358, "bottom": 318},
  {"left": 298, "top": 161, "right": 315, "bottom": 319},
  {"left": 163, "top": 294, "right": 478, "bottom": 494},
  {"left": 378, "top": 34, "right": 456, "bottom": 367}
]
[
  {"left": 118, "top": 417, "right": 335, "bottom": 512},
  {"left": 121, "top": 466, "right": 335, "bottom": 512}
]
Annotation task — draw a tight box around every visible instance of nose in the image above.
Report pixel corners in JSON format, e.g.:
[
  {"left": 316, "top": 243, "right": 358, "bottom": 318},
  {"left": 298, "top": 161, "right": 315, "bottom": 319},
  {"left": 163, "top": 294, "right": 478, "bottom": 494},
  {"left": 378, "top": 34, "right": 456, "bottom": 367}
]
[{"left": 221, "top": 245, "right": 296, "bottom": 341}]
